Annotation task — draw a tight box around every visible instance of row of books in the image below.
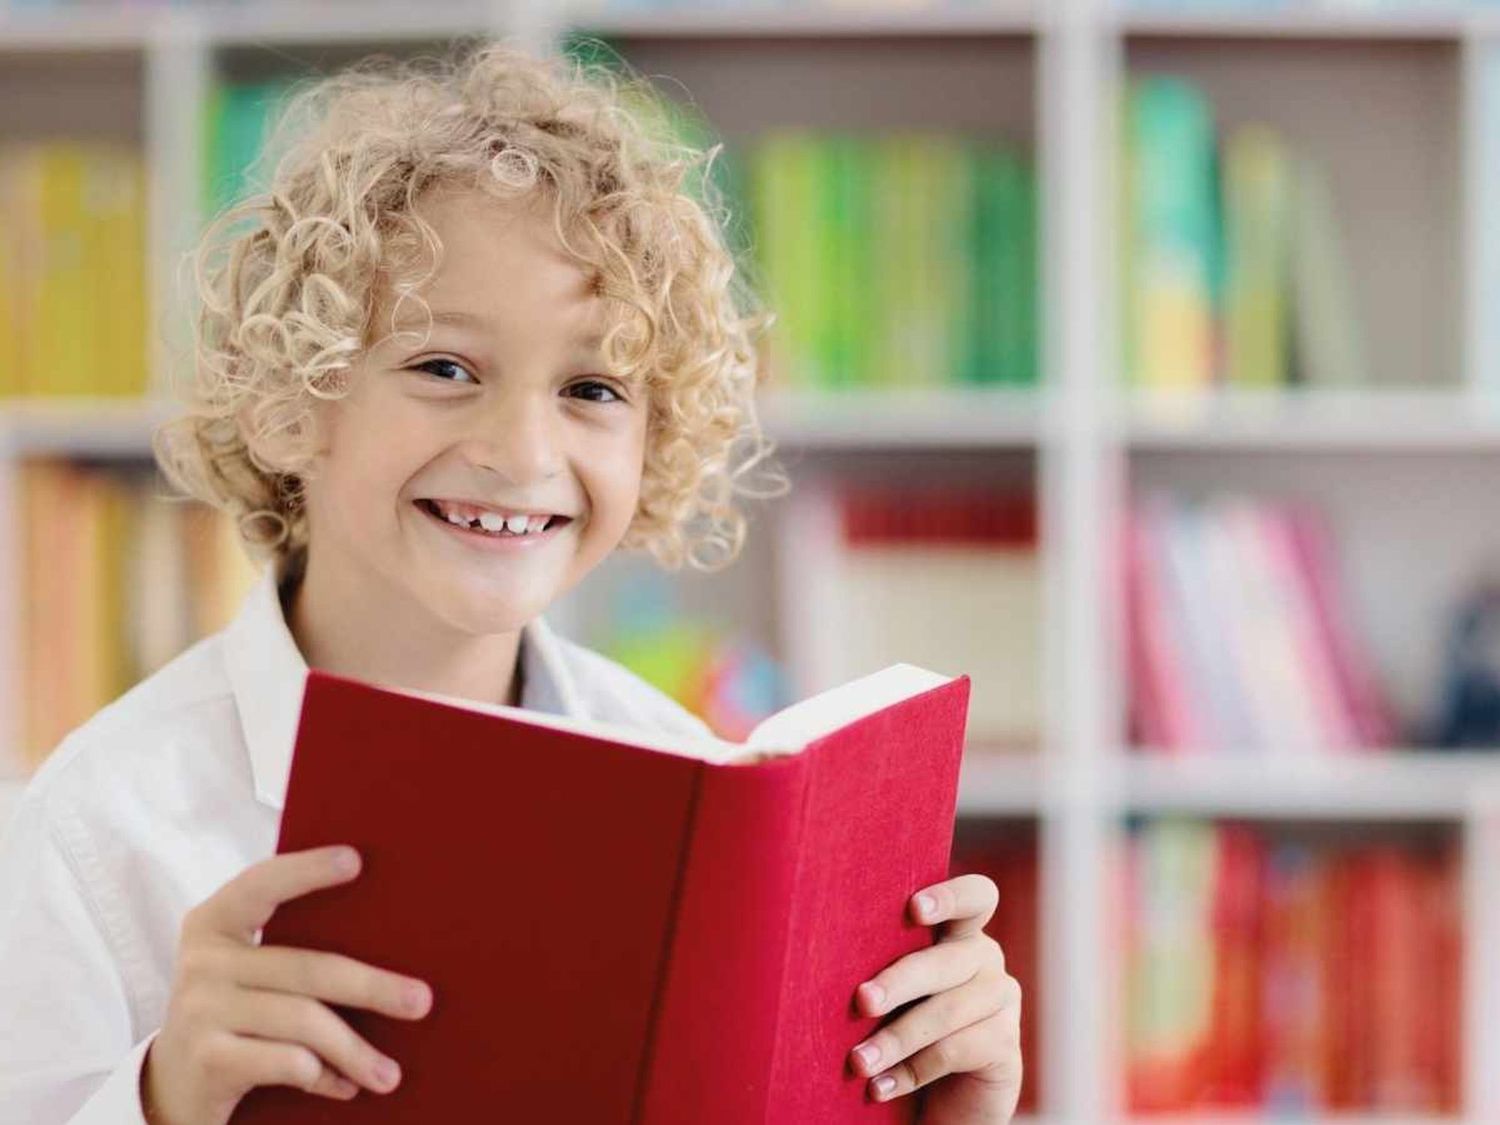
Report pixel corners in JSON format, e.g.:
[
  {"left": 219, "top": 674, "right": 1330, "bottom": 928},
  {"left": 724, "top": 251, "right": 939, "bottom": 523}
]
[
  {"left": 0, "top": 143, "right": 148, "bottom": 398},
  {"left": 750, "top": 133, "right": 1038, "bottom": 390},
  {"left": 21, "top": 460, "right": 259, "bottom": 767},
  {"left": 1125, "top": 819, "right": 1462, "bottom": 1114},
  {"left": 206, "top": 76, "right": 1043, "bottom": 395},
  {"left": 1124, "top": 493, "right": 1398, "bottom": 754},
  {"left": 1123, "top": 75, "right": 1367, "bottom": 390}
]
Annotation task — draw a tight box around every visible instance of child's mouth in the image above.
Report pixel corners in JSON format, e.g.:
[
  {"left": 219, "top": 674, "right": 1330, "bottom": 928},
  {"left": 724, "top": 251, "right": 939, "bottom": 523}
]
[{"left": 414, "top": 498, "right": 572, "bottom": 542}]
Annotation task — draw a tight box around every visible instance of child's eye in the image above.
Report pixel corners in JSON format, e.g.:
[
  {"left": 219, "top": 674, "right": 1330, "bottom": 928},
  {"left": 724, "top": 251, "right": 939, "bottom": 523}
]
[
  {"left": 410, "top": 358, "right": 477, "bottom": 384},
  {"left": 569, "top": 379, "right": 625, "bottom": 404}
]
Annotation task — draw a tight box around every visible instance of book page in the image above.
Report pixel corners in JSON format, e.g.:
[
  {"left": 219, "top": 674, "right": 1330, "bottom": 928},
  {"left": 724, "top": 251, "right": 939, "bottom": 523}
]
[
  {"left": 737, "top": 663, "right": 954, "bottom": 759},
  {"left": 385, "top": 683, "right": 742, "bottom": 764}
]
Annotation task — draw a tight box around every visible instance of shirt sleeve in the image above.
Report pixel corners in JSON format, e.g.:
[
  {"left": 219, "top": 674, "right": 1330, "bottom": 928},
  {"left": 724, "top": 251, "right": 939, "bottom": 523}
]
[{"left": 0, "top": 780, "right": 152, "bottom": 1123}]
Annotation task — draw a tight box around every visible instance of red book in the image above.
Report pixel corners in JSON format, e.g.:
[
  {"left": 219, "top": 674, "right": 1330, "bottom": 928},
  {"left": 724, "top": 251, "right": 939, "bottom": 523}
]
[
  {"left": 1204, "top": 823, "right": 1264, "bottom": 1107},
  {"left": 230, "top": 663, "right": 971, "bottom": 1124}
]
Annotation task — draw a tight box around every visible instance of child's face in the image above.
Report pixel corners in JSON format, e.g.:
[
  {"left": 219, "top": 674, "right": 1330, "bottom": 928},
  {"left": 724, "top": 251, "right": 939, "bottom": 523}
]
[{"left": 299, "top": 186, "right": 648, "bottom": 637}]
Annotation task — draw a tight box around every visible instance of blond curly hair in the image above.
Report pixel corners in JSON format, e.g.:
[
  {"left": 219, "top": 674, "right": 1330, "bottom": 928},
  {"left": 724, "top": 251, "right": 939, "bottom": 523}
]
[{"left": 152, "top": 39, "right": 787, "bottom": 575}]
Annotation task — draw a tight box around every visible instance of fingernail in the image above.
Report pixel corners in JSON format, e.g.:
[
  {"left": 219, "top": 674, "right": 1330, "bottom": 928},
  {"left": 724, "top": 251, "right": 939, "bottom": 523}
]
[
  {"left": 406, "top": 981, "right": 432, "bottom": 1014},
  {"left": 336, "top": 848, "right": 360, "bottom": 874},
  {"left": 854, "top": 1042, "right": 880, "bottom": 1071},
  {"left": 916, "top": 892, "right": 937, "bottom": 919},
  {"left": 374, "top": 1058, "right": 400, "bottom": 1090},
  {"left": 873, "top": 1074, "right": 896, "bottom": 1100},
  {"left": 859, "top": 981, "right": 886, "bottom": 1014}
]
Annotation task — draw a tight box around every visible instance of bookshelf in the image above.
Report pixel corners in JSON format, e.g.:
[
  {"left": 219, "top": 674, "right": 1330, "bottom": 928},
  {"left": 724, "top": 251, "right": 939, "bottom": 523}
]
[{"left": 2, "top": 0, "right": 1500, "bottom": 1121}]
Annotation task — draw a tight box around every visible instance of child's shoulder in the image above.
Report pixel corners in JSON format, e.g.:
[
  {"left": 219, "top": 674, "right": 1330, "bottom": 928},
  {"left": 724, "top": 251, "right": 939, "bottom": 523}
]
[{"left": 545, "top": 628, "right": 715, "bottom": 743}]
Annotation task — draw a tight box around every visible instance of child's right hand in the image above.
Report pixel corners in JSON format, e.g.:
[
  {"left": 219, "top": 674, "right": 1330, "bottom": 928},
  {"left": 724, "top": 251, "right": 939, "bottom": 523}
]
[{"left": 140, "top": 845, "right": 433, "bottom": 1125}]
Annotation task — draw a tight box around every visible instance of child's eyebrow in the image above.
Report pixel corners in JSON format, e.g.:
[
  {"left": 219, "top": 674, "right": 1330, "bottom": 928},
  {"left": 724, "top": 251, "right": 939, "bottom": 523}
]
[{"left": 394, "top": 308, "right": 486, "bottom": 331}]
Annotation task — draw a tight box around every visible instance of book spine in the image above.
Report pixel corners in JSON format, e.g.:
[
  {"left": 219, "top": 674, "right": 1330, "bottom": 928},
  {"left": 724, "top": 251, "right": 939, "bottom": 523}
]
[{"left": 637, "top": 756, "right": 809, "bottom": 1124}]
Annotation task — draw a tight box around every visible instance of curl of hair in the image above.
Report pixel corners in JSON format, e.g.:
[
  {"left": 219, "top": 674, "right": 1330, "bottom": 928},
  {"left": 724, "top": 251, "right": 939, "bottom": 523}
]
[{"left": 153, "top": 39, "right": 788, "bottom": 573}]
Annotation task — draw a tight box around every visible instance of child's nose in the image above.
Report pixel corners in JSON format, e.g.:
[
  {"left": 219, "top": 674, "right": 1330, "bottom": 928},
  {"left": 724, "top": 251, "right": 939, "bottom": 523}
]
[{"left": 458, "top": 390, "right": 564, "bottom": 483}]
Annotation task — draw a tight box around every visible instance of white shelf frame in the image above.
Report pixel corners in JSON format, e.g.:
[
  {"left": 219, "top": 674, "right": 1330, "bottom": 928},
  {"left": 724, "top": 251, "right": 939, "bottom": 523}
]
[{"left": 0, "top": 2, "right": 1498, "bottom": 1121}]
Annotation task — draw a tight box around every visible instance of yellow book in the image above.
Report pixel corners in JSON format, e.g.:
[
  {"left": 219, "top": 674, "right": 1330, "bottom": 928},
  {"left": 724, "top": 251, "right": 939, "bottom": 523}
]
[
  {"left": 0, "top": 150, "right": 18, "bottom": 397},
  {"left": 38, "top": 144, "right": 90, "bottom": 397},
  {"left": 96, "top": 472, "right": 135, "bottom": 701},
  {"left": 87, "top": 146, "right": 147, "bottom": 396},
  {"left": 1224, "top": 126, "right": 1292, "bottom": 388},
  {"left": 9, "top": 148, "right": 44, "bottom": 399}
]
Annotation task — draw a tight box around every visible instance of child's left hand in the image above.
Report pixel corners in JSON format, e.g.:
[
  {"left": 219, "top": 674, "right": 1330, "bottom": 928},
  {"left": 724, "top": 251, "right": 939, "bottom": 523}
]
[{"left": 848, "top": 873, "right": 1022, "bottom": 1123}]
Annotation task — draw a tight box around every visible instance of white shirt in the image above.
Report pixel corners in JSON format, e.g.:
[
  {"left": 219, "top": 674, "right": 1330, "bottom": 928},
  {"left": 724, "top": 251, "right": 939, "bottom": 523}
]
[{"left": 0, "top": 562, "right": 712, "bottom": 1123}]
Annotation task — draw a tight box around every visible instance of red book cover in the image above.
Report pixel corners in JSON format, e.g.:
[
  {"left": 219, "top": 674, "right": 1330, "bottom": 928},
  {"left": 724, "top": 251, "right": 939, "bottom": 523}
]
[
  {"left": 1416, "top": 852, "right": 1464, "bottom": 1116},
  {"left": 1366, "top": 846, "right": 1425, "bottom": 1110},
  {"left": 1204, "top": 823, "right": 1264, "bottom": 1107},
  {"left": 230, "top": 663, "right": 971, "bottom": 1124},
  {"left": 1340, "top": 850, "right": 1380, "bottom": 1109},
  {"left": 1320, "top": 851, "right": 1359, "bottom": 1110}
]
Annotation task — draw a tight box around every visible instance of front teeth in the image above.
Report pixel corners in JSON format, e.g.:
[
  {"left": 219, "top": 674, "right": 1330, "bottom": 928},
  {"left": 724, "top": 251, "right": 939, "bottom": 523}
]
[{"left": 435, "top": 501, "right": 550, "bottom": 535}]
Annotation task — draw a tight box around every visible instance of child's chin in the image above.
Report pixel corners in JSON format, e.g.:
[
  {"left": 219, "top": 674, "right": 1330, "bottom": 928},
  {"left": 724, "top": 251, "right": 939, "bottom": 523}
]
[{"left": 420, "top": 584, "right": 547, "bottom": 636}]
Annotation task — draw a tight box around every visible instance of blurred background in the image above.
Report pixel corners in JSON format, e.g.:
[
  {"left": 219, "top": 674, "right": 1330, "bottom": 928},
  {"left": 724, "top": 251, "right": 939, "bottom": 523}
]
[{"left": 8, "top": 0, "right": 1500, "bottom": 1120}]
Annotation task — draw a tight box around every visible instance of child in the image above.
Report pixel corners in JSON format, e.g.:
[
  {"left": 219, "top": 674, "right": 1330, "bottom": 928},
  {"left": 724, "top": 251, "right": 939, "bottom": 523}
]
[{"left": 0, "top": 43, "right": 1021, "bottom": 1123}]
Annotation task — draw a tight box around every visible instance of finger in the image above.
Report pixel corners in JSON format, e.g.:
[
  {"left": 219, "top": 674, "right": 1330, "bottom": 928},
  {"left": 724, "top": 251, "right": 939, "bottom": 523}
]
[
  {"left": 198, "top": 1028, "right": 361, "bottom": 1101},
  {"left": 867, "top": 1012, "right": 1021, "bottom": 1108},
  {"left": 849, "top": 965, "right": 1013, "bottom": 1080},
  {"left": 307, "top": 1068, "right": 362, "bottom": 1101},
  {"left": 911, "top": 873, "right": 999, "bottom": 939},
  {"left": 853, "top": 932, "right": 1000, "bottom": 1019},
  {"left": 229, "top": 944, "right": 433, "bottom": 1021},
  {"left": 224, "top": 985, "right": 404, "bottom": 1095},
  {"left": 190, "top": 846, "right": 362, "bottom": 945}
]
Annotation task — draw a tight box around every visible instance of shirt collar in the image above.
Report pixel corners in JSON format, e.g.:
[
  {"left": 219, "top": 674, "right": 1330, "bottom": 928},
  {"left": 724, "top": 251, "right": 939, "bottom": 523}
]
[{"left": 224, "top": 560, "right": 586, "bottom": 811}]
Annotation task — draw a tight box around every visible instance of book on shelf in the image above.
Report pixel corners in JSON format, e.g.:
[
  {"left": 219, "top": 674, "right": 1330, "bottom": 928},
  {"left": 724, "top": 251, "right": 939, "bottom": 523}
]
[
  {"left": 20, "top": 461, "right": 259, "bottom": 768},
  {"left": 1124, "top": 492, "right": 1399, "bottom": 755},
  {"left": 1124, "top": 818, "right": 1461, "bottom": 1115},
  {"left": 1122, "top": 74, "right": 1371, "bottom": 392},
  {"left": 948, "top": 821, "right": 1040, "bottom": 1117},
  {"left": 231, "top": 662, "right": 972, "bottom": 1123},
  {"left": 1123, "top": 74, "right": 1219, "bottom": 391},
  {"left": 0, "top": 142, "right": 146, "bottom": 399},
  {"left": 789, "top": 482, "right": 1039, "bottom": 752},
  {"left": 203, "top": 77, "right": 294, "bottom": 219},
  {"left": 750, "top": 131, "right": 1038, "bottom": 392}
]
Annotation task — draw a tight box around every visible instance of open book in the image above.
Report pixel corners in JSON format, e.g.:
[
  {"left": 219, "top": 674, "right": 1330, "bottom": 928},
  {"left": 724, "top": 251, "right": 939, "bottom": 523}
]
[{"left": 232, "top": 663, "right": 972, "bottom": 1124}]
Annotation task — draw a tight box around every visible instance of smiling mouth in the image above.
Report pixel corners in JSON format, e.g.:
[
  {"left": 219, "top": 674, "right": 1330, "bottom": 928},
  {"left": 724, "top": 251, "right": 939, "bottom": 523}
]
[{"left": 414, "top": 498, "right": 572, "bottom": 538}]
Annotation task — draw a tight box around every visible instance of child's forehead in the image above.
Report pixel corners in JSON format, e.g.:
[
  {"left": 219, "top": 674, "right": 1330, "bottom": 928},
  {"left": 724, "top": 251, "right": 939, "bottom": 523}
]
[{"left": 366, "top": 188, "right": 599, "bottom": 307}]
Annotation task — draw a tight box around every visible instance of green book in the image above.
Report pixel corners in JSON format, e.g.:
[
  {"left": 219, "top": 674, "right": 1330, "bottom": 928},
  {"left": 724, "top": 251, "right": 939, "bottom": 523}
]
[
  {"left": 1125, "top": 76, "right": 1218, "bottom": 390},
  {"left": 203, "top": 79, "right": 290, "bottom": 219}
]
